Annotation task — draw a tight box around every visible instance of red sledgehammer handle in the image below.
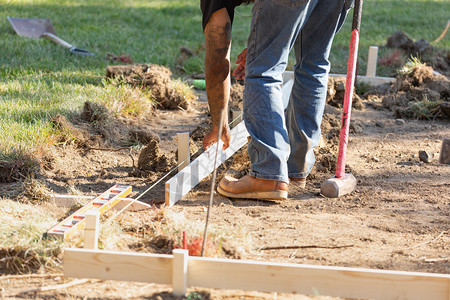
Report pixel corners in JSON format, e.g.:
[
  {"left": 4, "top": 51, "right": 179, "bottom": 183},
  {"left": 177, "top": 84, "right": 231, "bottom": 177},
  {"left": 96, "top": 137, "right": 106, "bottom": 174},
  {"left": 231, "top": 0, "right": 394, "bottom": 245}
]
[{"left": 335, "top": 0, "right": 363, "bottom": 178}]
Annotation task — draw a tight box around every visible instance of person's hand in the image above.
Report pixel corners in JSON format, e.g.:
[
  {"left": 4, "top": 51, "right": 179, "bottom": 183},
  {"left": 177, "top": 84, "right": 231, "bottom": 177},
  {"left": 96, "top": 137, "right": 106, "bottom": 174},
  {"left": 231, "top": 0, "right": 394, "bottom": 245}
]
[
  {"left": 202, "top": 124, "right": 231, "bottom": 151},
  {"left": 232, "top": 48, "right": 247, "bottom": 80}
]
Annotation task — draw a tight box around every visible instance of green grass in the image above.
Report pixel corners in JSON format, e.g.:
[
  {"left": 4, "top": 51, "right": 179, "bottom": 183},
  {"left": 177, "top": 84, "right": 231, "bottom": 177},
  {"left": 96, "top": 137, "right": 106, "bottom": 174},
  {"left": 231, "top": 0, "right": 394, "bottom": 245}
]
[
  {"left": 325, "top": 0, "right": 450, "bottom": 75},
  {"left": 0, "top": 76, "right": 151, "bottom": 155},
  {"left": 0, "top": 0, "right": 449, "bottom": 161}
]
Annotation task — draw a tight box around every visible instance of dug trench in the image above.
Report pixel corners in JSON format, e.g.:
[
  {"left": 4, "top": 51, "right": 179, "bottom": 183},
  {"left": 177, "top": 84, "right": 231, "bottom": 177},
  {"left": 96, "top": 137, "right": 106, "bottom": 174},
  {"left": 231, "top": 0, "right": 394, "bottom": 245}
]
[{"left": 0, "top": 58, "right": 449, "bottom": 298}]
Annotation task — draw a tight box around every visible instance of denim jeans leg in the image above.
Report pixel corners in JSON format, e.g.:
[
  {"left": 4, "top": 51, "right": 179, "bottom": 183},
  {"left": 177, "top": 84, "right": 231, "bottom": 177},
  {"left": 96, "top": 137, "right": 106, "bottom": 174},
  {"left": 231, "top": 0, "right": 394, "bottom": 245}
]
[
  {"left": 286, "top": 0, "right": 351, "bottom": 179},
  {"left": 243, "top": 0, "right": 319, "bottom": 184}
]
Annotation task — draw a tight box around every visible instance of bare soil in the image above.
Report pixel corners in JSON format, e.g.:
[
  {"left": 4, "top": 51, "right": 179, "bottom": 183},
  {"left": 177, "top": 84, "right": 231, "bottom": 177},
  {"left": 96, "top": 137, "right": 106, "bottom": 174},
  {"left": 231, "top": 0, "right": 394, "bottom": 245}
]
[{"left": 0, "top": 62, "right": 449, "bottom": 299}]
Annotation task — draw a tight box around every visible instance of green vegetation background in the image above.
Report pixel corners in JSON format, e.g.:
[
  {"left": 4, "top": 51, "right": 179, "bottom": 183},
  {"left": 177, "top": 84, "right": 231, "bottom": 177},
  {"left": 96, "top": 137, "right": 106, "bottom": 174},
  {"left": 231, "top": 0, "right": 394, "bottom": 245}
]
[{"left": 0, "top": 0, "right": 449, "bottom": 155}]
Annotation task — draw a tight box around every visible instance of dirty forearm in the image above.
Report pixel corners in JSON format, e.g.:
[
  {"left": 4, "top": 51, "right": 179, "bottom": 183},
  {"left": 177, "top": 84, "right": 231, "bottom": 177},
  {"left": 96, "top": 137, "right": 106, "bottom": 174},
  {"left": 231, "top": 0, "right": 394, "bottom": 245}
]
[{"left": 204, "top": 21, "right": 232, "bottom": 131}]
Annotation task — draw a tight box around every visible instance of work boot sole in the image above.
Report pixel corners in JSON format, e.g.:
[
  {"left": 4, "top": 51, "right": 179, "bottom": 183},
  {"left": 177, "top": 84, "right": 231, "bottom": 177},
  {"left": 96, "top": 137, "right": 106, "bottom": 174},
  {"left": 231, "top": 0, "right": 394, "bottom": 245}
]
[
  {"left": 217, "top": 186, "right": 288, "bottom": 200},
  {"left": 289, "top": 178, "right": 306, "bottom": 189},
  {"left": 289, "top": 180, "right": 306, "bottom": 189}
]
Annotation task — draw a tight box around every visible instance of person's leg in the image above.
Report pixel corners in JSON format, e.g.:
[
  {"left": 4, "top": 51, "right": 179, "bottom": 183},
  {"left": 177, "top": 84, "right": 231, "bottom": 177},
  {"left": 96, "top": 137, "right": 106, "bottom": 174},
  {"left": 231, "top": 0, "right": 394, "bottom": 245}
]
[
  {"left": 218, "top": 0, "right": 319, "bottom": 200},
  {"left": 202, "top": 8, "right": 233, "bottom": 149},
  {"left": 286, "top": 0, "right": 351, "bottom": 180},
  {"left": 243, "top": 0, "right": 319, "bottom": 184}
]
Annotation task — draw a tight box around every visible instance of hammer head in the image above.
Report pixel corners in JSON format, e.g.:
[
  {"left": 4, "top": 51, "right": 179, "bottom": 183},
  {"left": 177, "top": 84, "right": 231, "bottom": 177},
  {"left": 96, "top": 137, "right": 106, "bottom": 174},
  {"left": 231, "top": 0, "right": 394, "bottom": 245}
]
[{"left": 321, "top": 174, "right": 357, "bottom": 198}]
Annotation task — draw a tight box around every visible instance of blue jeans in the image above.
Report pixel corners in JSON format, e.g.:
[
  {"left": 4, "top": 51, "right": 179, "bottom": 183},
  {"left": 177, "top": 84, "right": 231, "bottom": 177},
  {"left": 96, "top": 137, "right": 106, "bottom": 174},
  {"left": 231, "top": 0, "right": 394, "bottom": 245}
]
[{"left": 243, "top": 0, "right": 352, "bottom": 183}]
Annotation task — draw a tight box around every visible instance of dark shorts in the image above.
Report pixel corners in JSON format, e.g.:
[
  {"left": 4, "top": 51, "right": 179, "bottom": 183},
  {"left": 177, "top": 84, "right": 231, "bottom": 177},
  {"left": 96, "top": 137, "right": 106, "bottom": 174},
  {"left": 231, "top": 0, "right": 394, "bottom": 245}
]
[{"left": 201, "top": 0, "right": 245, "bottom": 30}]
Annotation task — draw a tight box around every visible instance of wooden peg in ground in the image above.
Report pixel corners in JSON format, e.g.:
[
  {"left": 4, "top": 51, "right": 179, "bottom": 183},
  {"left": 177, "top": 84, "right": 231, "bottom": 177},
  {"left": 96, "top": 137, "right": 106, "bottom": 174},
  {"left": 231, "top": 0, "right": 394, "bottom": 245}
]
[{"left": 439, "top": 138, "right": 450, "bottom": 164}]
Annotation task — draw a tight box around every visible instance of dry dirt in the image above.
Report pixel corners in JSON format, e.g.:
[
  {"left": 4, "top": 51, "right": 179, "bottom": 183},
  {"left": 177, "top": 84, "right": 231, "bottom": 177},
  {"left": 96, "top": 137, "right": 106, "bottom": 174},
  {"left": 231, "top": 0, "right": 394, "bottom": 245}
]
[{"left": 0, "top": 63, "right": 449, "bottom": 299}]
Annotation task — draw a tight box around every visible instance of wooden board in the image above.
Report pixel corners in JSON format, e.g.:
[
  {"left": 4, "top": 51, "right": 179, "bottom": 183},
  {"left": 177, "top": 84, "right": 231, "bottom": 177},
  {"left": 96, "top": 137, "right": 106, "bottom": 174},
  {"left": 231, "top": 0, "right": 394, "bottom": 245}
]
[
  {"left": 50, "top": 194, "right": 151, "bottom": 211},
  {"left": 165, "top": 121, "right": 249, "bottom": 206},
  {"left": 47, "top": 185, "right": 132, "bottom": 240},
  {"left": 353, "top": 74, "right": 396, "bottom": 85},
  {"left": 64, "top": 248, "right": 171, "bottom": 284},
  {"left": 188, "top": 257, "right": 450, "bottom": 300},
  {"left": 283, "top": 70, "right": 395, "bottom": 86},
  {"left": 64, "top": 249, "right": 450, "bottom": 300}
]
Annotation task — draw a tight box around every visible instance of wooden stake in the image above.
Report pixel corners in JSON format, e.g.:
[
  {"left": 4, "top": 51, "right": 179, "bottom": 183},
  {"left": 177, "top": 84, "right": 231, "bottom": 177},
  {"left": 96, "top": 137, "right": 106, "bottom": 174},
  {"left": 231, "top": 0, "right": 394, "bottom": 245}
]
[
  {"left": 172, "top": 249, "right": 188, "bottom": 296},
  {"left": 177, "top": 132, "right": 190, "bottom": 172},
  {"left": 84, "top": 211, "right": 99, "bottom": 250},
  {"left": 366, "top": 46, "right": 378, "bottom": 77}
]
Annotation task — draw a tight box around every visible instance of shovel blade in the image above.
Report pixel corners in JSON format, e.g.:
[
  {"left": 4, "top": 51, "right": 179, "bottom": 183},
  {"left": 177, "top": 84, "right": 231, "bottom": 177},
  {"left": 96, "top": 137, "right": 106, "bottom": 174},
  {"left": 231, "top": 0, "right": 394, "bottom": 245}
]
[
  {"left": 7, "top": 17, "right": 57, "bottom": 38},
  {"left": 69, "top": 47, "right": 94, "bottom": 56}
]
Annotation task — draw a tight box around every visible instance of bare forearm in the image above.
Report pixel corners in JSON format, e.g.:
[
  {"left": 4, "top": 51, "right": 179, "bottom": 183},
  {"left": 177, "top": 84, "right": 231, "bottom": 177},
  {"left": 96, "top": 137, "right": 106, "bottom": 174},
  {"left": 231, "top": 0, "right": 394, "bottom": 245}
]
[
  {"left": 204, "top": 17, "right": 232, "bottom": 131},
  {"left": 201, "top": 8, "right": 232, "bottom": 149}
]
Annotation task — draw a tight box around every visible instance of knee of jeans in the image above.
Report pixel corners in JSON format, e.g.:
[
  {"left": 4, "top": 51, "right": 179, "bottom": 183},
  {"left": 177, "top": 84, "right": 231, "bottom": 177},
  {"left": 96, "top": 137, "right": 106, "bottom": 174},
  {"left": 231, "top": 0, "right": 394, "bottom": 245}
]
[{"left": 295, "top": 61, "right": 329, "bottom": 85}]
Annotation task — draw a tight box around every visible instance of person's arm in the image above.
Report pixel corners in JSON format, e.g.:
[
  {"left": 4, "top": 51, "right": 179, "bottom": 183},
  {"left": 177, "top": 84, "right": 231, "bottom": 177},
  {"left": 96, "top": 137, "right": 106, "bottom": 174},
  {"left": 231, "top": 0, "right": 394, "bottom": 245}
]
[{"left": 202, "top": 8, "right": 232, "bottom": 150}]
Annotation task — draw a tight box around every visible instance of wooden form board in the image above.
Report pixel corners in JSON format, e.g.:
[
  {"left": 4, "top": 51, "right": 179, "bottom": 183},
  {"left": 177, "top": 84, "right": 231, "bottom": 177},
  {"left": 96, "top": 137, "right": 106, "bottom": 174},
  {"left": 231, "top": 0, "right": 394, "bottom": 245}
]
[
  {"left": 47, "top": 185, "right": 132, "bottom": 240},
  {"left": 283, "top": 70, "right": 395, "bottom": 86},
  {"left": 352, "top": 74, "right": 396, "bottom": 85},
  {"left": 64, "top": 248, "right": 450, "bottom": 300},
  {"left": 64, "top": 249, "right": 172, "bottom": 284},
  {"left": 165, "top": 121, "right": 249, "bottom": 207},
  {"left": 50, "top": 194, "right": 153, "bottom": 212}
]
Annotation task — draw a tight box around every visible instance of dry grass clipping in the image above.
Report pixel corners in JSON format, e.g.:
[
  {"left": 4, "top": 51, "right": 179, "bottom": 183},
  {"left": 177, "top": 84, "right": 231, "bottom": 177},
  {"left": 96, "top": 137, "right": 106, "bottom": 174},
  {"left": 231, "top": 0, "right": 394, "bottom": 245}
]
[{"left": 0, "top": 199, "right": 62, "bottom": 274}]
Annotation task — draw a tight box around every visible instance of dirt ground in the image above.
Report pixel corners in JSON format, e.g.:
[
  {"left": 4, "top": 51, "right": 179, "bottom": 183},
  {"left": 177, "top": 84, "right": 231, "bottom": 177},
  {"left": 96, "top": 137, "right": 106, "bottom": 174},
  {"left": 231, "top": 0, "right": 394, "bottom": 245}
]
[{"left": 1, "top": 59, "right": 449, "bottom": 298}]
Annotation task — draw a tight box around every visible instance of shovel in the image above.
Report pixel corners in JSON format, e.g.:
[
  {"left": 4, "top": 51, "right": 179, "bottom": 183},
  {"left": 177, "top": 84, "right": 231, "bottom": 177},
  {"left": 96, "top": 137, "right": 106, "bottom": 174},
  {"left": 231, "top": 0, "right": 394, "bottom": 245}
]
[{"left": 7, "top": 17, "right": 94, "bottom": 56}]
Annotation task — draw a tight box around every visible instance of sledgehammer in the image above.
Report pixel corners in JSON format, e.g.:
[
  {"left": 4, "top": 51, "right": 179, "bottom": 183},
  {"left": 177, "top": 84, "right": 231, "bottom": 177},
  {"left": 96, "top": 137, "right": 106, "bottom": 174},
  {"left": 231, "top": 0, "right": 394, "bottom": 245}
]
[{"left": 321, "top": 0, "right": 363, "bottom": 198}]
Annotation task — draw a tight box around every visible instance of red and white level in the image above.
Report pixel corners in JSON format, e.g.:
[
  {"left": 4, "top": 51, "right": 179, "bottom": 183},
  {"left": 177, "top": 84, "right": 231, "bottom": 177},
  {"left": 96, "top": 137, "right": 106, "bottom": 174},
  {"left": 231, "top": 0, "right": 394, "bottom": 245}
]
[{"left": 47, "top": 184, "right": 132, "bottom": 240}]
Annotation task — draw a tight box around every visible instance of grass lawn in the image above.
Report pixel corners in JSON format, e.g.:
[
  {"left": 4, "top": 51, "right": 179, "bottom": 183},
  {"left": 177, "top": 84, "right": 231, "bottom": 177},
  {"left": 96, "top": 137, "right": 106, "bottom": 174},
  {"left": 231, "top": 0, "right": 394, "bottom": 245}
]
[{"left": 0, "top": 0, "right": 449, "bottom": 159}]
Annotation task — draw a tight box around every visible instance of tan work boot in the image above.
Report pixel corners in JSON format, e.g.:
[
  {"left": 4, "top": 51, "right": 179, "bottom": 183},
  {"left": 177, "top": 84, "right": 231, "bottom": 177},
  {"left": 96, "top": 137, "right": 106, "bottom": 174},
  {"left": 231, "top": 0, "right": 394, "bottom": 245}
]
[
  {"left": 289, "top": 177, "right": 307, "bottom": 189},
  {"left": 217, "top": 175, "right": 288, "bottom": 200}
]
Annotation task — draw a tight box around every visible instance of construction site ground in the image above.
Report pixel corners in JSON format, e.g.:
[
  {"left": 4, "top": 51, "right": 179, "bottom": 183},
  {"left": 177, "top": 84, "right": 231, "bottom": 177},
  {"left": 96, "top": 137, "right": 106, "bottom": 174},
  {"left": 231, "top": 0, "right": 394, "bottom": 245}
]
[{"left": 1, "top": 63, "right": 449, "bottom": 299}]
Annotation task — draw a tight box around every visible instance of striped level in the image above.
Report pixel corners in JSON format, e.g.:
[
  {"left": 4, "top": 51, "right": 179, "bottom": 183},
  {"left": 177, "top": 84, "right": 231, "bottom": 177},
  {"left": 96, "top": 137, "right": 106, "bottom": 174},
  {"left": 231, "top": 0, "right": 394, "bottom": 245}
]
[{"left": 47, "top": 184, "right": 132, "bottom": 240}]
